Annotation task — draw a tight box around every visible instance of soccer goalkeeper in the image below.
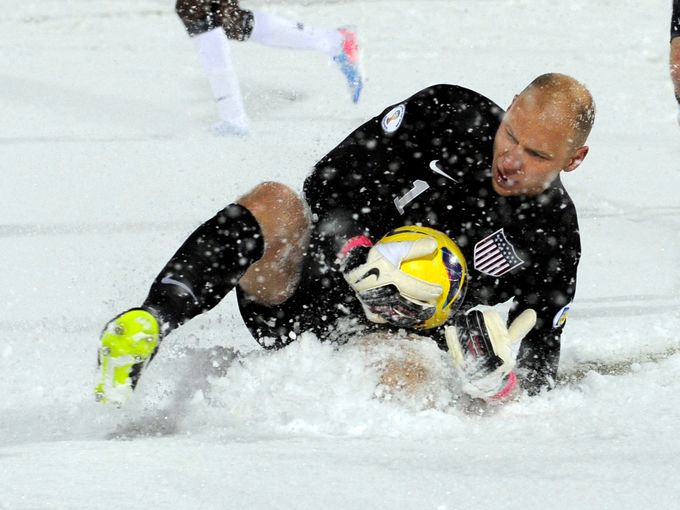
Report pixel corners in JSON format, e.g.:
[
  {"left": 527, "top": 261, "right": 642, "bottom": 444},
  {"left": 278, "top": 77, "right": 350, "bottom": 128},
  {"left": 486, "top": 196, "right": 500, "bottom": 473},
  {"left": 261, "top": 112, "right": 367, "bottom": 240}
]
[{"left": 95, "top": 74, "right": 594, "bottom": 407}]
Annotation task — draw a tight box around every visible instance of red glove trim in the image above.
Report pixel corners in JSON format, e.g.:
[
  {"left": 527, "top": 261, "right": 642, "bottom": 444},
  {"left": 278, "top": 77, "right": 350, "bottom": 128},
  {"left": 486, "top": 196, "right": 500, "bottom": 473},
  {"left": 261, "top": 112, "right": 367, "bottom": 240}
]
[
  {"left": 339, "top": 235, "right": 373, "bottom": 257},
  {"left": 490, "top": 371, "right": 518, "bottom": 401}
]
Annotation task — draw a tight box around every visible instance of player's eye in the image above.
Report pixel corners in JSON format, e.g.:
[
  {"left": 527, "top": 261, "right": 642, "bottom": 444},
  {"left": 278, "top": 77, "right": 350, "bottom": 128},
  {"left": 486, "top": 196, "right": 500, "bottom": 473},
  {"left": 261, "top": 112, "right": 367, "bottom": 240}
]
[{"left": 528, "top": 150, "right": 547, "bottom": 160}]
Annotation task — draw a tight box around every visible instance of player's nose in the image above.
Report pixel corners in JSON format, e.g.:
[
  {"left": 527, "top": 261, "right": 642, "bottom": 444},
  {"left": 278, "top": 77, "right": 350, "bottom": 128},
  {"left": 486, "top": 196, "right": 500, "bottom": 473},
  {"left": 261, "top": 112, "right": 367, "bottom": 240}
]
[{"left": 500, "top": 149, "right": 522, "bottom": 174}]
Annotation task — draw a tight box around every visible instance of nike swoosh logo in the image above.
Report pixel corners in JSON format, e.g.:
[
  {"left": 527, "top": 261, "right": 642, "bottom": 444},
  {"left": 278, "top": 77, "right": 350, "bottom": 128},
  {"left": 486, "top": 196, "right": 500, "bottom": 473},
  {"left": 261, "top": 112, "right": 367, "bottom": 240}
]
[
  {"left": 161, "top": 275, "right": 199, "bottom": 302},
  {"left": 356, "top": 267, "right": 380, "bottom": 283},
  {"left": 429, "top": 160, "right": 458, "bottom": 182}
]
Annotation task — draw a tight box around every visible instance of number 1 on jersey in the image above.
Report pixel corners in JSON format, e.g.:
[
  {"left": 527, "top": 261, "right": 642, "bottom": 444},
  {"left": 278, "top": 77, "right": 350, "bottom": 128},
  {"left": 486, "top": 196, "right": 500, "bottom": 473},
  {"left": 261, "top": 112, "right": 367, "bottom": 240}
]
[{"left": 394, "top": 179, "right": 430, "bottom": 215}]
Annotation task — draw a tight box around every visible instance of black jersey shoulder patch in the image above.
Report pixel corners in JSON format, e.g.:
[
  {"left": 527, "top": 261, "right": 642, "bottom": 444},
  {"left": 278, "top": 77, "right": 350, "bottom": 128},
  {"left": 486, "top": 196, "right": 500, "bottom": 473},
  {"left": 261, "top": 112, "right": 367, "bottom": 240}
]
[
  {"left": 552, "top": 302, "right": 571, "bottom": 328},
  {"left": 381, "top": 104, "right": 406, "bottom": 133}
]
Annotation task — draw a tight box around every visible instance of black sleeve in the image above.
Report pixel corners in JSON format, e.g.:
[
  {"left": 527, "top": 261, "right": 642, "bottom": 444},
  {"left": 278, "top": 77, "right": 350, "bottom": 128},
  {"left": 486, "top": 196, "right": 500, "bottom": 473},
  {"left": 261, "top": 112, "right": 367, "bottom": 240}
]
[
  {"left": 512, "top": 227, "right": 581, "bottom": 394},
  {"left": 673, "top": 0, "right": 680, "bottom": 40}
]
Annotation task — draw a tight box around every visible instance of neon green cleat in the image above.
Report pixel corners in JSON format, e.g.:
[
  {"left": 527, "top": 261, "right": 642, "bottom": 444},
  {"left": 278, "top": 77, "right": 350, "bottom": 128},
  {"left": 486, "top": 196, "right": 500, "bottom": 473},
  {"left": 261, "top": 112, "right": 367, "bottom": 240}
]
[{"left": 94, "top": 308, "right": 161, "bottom": 406}]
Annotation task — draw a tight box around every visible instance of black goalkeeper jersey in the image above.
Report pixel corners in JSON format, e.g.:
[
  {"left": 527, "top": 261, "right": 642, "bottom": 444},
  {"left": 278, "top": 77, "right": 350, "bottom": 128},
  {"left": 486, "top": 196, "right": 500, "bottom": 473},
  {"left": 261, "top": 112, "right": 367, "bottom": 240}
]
[{"left": 238, "top": 84, "right": 581, "bottom": 392}]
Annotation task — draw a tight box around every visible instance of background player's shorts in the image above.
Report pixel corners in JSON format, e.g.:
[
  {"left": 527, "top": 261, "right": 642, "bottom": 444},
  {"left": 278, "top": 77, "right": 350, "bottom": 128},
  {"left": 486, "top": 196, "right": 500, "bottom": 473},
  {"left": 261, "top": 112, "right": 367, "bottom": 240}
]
[{"left": 176, "top": 0, "right": 254, "bottom": 40}]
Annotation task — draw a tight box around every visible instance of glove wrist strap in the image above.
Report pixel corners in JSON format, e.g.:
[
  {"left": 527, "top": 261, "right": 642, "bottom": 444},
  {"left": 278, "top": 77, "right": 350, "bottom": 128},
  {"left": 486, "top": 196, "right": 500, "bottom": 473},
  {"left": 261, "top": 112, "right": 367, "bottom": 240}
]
[
  {"left": 339, "top": 235, "right": 373, "bottom": 257},
  {"left": 490, "top": 371, "right": 518, "bottom": 401}
]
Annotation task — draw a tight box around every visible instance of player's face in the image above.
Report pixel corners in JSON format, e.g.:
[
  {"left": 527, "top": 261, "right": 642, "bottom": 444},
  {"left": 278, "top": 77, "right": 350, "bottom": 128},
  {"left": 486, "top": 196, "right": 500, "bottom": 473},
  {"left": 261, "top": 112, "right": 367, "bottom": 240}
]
[{"left": 491, "top": 92, "right": 588, "bottom": 197}]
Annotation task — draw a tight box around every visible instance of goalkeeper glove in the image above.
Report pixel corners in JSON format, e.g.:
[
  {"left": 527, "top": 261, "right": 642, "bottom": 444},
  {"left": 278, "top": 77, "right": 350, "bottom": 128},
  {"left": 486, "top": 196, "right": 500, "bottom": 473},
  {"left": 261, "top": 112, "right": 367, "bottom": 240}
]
[
  {"left": 445, "top": 308, "right": 536, "bottom": 401},
  {"left": 341, "top": 234, "right": 443, "bottom": 328}
]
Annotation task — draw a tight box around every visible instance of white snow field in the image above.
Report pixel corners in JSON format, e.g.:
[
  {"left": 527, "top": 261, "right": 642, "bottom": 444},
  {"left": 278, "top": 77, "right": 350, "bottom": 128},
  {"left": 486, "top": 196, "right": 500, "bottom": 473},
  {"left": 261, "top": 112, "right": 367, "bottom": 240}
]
[{"left": 2, "top": 0, "right": 680, "bottom": 508}]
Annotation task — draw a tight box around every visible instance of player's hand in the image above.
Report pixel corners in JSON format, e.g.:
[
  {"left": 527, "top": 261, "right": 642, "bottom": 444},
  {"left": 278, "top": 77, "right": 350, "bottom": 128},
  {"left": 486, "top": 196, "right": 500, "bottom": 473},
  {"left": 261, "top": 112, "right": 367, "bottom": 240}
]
[
  {"left": 343, "top": 235, "right": 443, "bottom": 327},
  {"left": 445, "top": 308, "right": 536, "bottom": 400}
]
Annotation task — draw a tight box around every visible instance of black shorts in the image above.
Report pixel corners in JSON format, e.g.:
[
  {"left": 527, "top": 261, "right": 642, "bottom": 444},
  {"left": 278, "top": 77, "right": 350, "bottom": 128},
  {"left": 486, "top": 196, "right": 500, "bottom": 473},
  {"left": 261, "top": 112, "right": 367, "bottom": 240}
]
[
  {"left": 176, "top": 0, "right": 254, "bottom": 40},
  {"left": 235, "top": 235, "right": 369, "bottom": 350}
]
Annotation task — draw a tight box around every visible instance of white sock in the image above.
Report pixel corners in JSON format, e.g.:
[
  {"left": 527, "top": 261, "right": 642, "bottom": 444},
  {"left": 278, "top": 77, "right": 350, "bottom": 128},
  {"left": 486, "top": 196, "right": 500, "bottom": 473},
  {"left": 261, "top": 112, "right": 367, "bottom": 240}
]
[
  {"left": 250, "top": 11, "right": 342, "bottom": 57},
  {"left": 193, "top": 28, "right": 249, "bottom": 129}
]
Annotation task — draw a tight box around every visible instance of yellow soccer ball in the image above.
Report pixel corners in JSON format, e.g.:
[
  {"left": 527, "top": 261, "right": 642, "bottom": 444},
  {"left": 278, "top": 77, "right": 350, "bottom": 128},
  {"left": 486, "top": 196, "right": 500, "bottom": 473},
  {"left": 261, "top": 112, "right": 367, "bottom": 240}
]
[{"left": 376, "top": 225, "right": 467, "bottom": 329}]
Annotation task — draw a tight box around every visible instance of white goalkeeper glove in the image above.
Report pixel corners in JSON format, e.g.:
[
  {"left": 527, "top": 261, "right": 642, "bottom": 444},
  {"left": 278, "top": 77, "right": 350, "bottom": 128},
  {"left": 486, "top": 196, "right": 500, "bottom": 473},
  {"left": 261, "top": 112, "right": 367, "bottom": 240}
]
[
  {"left": 445, "top": 308, "right": 536, "bottom": 400},
  {"left": 343, "top": 235, "right": 443, "bottom": 327}
]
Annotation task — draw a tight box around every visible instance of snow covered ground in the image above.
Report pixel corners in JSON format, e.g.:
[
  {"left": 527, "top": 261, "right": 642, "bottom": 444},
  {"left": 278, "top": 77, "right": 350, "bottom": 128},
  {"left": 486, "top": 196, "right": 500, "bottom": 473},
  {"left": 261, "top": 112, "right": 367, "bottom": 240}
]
[{"left": 2, "top": 0, "right": 680, "bottom": 508}]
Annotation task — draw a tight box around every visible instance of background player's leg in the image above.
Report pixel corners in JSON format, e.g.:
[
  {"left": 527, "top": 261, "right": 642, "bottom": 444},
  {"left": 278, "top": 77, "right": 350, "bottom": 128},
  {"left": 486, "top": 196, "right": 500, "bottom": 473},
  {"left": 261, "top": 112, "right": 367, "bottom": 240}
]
[
  {"left": 193, "top": 28, "right": 250, "bottom": 135},
  {"left": 249, "top": 12, "right": 363, "bottom": 103},
  {"left": 176, "top": 0, "right": 253, "bottom": 134},
  {"left": 249, "top": 11, "right": 342, "bottom": 55}
]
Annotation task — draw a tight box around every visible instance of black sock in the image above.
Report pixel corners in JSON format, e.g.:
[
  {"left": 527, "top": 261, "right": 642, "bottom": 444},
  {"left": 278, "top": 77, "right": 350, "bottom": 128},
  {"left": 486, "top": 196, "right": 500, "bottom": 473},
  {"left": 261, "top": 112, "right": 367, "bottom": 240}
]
[{"left": 143, "top": 203, "right": 264, "bottom": 331}]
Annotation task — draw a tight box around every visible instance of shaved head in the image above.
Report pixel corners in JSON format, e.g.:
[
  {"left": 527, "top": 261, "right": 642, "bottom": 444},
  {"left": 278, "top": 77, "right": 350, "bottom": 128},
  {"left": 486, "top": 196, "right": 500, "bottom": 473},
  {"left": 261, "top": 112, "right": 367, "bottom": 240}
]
[
  {"left": 519, "top": 73, "right": 595, "bottom": 148},
  {"left": 491, "top": 73, "right": 594, "bottom": 197}
]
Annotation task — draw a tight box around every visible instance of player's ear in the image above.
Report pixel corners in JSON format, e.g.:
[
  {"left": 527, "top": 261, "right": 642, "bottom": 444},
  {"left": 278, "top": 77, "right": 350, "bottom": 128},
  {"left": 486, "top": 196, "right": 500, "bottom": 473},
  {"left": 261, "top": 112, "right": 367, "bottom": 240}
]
[
  {"left": 564, "top": 146, "right": 588, "bottom": 172},
  {"left": 508, "top": 94, "right": 519, "bottom": 108}
]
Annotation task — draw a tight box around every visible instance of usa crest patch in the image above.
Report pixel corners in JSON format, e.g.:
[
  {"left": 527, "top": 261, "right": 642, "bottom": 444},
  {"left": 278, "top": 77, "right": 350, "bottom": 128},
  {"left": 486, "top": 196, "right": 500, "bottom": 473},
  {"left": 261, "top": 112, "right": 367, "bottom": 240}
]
[{"left": 473, "top": 229, "right": 524, "bottom": 277}]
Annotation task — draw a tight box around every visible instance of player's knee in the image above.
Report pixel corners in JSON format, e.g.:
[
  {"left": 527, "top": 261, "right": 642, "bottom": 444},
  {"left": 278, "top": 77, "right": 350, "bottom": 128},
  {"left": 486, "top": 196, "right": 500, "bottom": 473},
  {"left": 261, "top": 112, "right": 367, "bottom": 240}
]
[
  {"left": 239, "top": 181, "right": 311, "bottom": 257},
  {"left": 239, "top": 182, "right": 307, "bottom": 227},
  {"left": 237, "top": 182, "right": 311, "bottom": 305}
]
